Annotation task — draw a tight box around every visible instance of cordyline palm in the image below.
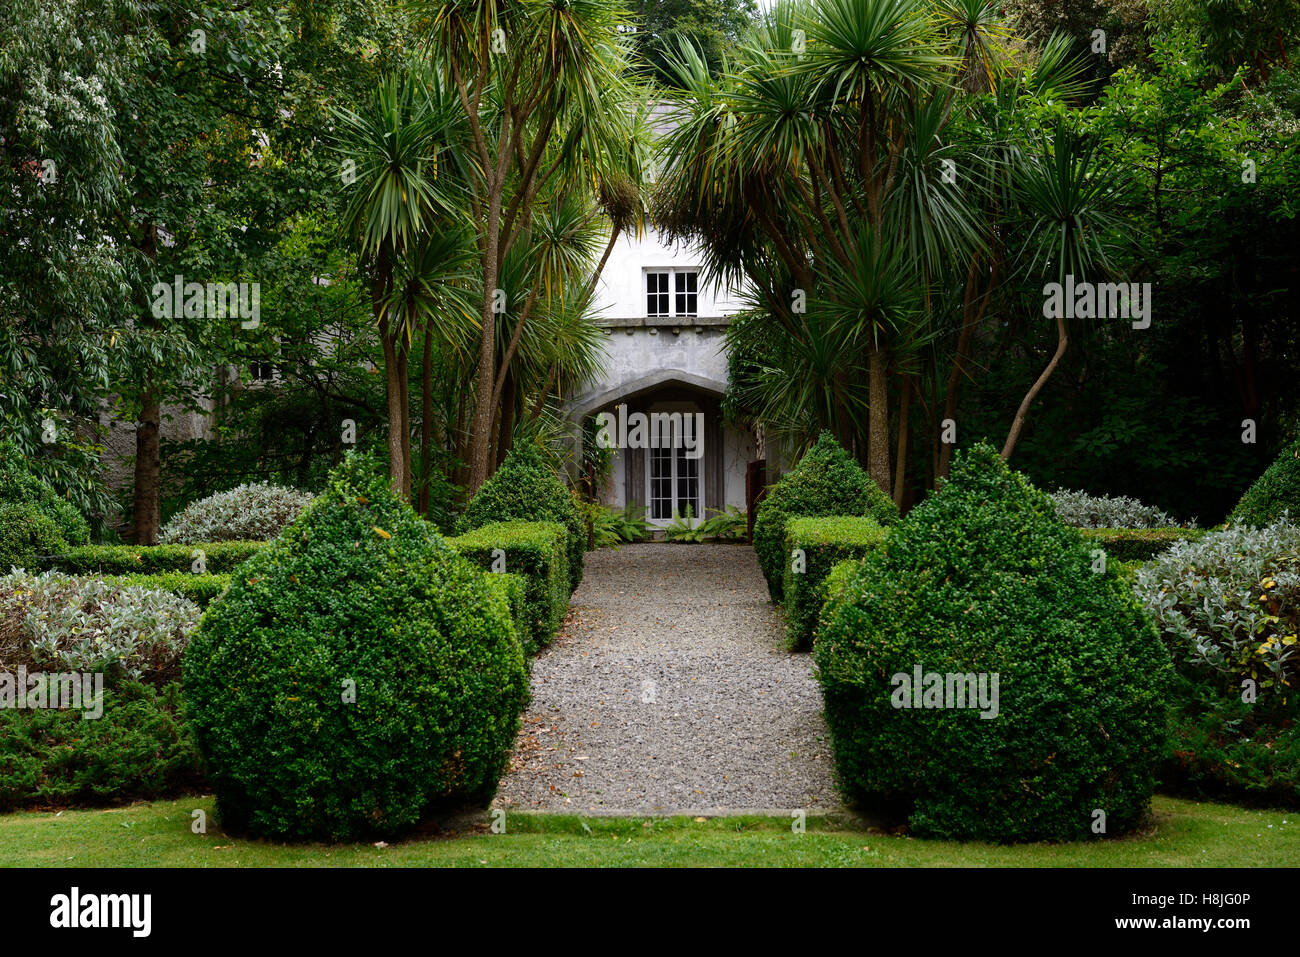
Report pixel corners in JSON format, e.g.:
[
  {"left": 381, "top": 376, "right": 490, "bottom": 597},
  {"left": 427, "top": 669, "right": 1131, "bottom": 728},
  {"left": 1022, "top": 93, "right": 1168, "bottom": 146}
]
[
  {"left": 410, "top": 0, "right": 641, "bottom": 491},
  {"left": 488, "top": 190, "right": 608, "bottom": 464},
  {"left": 999, "top": 117, "right": 1128, "bottom": 458},
  {"left": 656, "top": 0, "right": 990, "bottom": 496},
  {"left": 334, "top": 63, "right": 468, "bottom": 498}
]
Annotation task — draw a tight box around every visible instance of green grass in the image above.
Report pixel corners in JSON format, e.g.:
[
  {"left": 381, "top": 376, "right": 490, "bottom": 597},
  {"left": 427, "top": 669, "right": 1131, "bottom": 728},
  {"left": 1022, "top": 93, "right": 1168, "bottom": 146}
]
[{"left": 1, "top": 796, "right": 1296, "bottom": 867}]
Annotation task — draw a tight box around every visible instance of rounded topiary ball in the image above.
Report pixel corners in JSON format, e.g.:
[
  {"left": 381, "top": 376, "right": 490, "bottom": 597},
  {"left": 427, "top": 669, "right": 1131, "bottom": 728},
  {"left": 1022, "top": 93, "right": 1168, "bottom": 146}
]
[
  {"left": 814, "top": 443, "right": 1171, "bottom": 843},
  {"left": 753, "top": 432, "right": 897, "bottom": 603},
  {"left": 183, "top": 454, "right": 529, "bottom": 842},
  {"left": 1231, "top": 437, "right": 1300, "bottom": 527},
  {"left": 458, "top": 443, "right": 585, "bottom": 592}
]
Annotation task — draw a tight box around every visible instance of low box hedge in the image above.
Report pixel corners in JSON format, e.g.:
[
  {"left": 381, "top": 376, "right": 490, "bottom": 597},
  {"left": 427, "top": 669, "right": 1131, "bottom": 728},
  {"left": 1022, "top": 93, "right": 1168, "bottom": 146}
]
[
  {"left": 1079, "top": 527, "right": 1203, "bottom": 562},
  {"left": 105, "top": 572, "right": 234, "bottom": 608},
  {"left": 52, "top": 541, "right": 266, "bottom": 575},
  {"left": 482, "top": 572, "right": 530, "bottom": 652},
  {"left": 448, "top": 521, "right": 570, "bottom": 652},
  {"left": 783, "top": 516, "right": 887, "bottom": 651}
]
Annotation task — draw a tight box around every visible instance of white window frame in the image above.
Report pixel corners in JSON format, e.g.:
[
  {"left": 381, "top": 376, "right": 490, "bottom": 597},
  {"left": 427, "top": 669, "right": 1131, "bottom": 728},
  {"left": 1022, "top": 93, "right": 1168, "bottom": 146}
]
[
  {"left": 644, "top": 267, "right": 700, "bottom": 319},
  {"left": 643, "top": 402, "right": 705, "bottom": 527}
]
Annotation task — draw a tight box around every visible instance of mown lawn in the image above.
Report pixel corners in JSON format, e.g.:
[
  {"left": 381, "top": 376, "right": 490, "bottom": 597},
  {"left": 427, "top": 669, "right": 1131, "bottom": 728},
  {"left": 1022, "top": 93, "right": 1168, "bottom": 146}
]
[{"left": 0, "top": 795, "right": 1296, "bottom": 867}]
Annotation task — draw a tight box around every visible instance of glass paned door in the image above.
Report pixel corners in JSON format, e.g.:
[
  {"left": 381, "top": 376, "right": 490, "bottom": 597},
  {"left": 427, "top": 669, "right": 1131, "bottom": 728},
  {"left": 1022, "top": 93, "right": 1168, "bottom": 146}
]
[{"left": 649, "top": 444, "right": 701, "bottom": 522}]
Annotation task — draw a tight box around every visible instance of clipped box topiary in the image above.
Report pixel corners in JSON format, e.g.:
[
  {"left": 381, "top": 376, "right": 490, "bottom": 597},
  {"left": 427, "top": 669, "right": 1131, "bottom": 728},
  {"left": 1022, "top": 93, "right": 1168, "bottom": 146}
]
[
  {"left": 753, "top": 432, "right": 896, "bottom": 603},
  {"left": 457, "top": 443, "right": 586, "bottom": 593},
  {"left": 1230, "top": 436, "right": 1300, "bottom": 527},
  {"left": 183, "top": 453, "right": 530, "bottom": 842},
  {"left": 814, "top": 443, "right": 1171, "bottom": 843}
]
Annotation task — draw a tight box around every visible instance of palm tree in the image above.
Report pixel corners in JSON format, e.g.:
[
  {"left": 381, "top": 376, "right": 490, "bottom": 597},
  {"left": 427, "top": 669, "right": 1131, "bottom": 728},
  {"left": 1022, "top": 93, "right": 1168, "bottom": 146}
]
[
  {"left": 334, "top": 64, "right": 467, "bottom": 498},
  {"left": 656, "top": 0, "right": 981, "bottom": 496},
  {"left": 410, "top": 0, "right": 643, "bottom": 492}
]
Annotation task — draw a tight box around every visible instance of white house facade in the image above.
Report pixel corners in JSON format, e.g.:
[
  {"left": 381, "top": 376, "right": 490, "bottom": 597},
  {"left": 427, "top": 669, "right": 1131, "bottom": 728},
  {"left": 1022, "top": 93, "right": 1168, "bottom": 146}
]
[{"left": 568, "top": 227, "right": 758, "bottom": 527}]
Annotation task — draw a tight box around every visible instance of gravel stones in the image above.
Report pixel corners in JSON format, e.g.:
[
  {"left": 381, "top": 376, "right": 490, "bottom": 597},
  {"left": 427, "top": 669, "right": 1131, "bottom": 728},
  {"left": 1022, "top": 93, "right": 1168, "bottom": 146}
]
[{"left": 494, "top": 543, "right": 841, "bottom": 814}]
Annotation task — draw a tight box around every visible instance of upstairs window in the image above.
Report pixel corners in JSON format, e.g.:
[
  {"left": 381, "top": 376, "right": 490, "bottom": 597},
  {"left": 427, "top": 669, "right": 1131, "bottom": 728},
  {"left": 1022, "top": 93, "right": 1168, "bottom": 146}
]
[
  {"left": 675, "top": 271, "right": 698, "bottom": 317},
  {"left": 646, "top": 268, "right": 699, "bottom": 318},
  {"left": 647, "top": 271, "right": 669, "bottom": 317}
]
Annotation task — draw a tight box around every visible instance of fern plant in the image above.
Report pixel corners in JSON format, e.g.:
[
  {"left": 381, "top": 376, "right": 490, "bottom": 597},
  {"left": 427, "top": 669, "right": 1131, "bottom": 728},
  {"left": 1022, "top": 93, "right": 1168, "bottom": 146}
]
[
  {"left": 664, "top": 506, "right": 703, "bottom": 542},
  {"left": 697, "top": 506, "right": 747, "bottom": 542}
]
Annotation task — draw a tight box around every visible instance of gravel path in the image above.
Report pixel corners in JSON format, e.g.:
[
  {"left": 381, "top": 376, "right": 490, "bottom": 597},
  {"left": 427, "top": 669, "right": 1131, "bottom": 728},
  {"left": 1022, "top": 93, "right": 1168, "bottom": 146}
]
[{"left": 494, "top": 543, "right": 841, "bottom": 814}]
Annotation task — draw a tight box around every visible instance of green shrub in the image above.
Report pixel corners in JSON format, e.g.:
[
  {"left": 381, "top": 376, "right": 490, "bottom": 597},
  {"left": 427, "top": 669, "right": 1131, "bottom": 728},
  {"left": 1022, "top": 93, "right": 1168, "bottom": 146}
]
[
  {"left": 1079, "top": 527, "right": 1204, "bottom": 562},
  {"left": 0, "top": 441, "right": 90, "bottom": 571},
  {"left": 0, "top": 569, "right": 199, "bottom": 685},
  {"left": 106, "top": 572, "right": 233, "bottom": 608},
  {"left": 0, "top": 680, "right": 205, "bottom": 812},
  {"left": 1162, "top": 673, "right": 1300, "bottom": 807},
  {"left": 783, "top": 516, "right": 887, "bottom": 652},
  {"left": 183, "top": 454, "right": 529, "bottom": 842},
  {"left": 52, "top": 541, "right": 265, "bottom": 575},
  {"left": 159, "top": 482, "right": 314, "bottom": 544},
  {"left": 1231, "top": 437, "right": 1300, "bottom": 527},
  {"left": 814, "top": 443, "right": 1171, "bottom": 843},
  {"left": 753, "top": 432, "right": 897, "bottom": 603},
  {"left": 824, "top": 559, "right": 860, "bottom": 606},
  {"left": 458, "top": 444, "right": 585, "bottom": 592},
  {"left": 483, "top": 572, "right": 529, "bottom": 652},
  {"left": 449, "top": 521, "right": 569, "bottom": 652}
]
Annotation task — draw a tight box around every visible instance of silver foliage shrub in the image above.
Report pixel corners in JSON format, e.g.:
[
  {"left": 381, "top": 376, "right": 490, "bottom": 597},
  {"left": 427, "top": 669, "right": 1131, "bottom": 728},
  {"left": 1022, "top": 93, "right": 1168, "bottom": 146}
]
[
  {"left": 159, "top": 482, "right": 314, "bottom": 544},
  {"left": 1134, "top": 519, "right": 1300, "bottom": 700},
  {"left": 1048, "top": 489, "right": 1187, "bottom": 529},
  {"left": 0, "top": 569, "right": 199, "bottom": 681}
]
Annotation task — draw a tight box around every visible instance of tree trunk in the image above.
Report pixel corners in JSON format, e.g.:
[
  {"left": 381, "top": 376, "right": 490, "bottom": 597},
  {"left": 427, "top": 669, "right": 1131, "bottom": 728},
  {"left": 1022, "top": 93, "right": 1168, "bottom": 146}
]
[
  {"left": 467, "top": 213, "right": 502, "bottom": 492},
  {"left": 497, "top": 367, "right": 516, "bottom": 468},
  {"left": 398, "top": 343, "right": 411, "bottom": 500},
  {"left": 381, "top": 324, "right": 408, "bottom": 498},
  {"left": 132, "top": 388, "right": 161, "bottom": 545},
  {"left": 418, "top": 324, "right": 434, "bottom": 515},
  {"left": 866, "top": 346, "right": 891, "bottom": 497},
  {"left": 893, "top": 375, "right": 910, "bottom": 509},
  {"left": 1002, "top": 314, "right": 1068, "bottom": 460}
]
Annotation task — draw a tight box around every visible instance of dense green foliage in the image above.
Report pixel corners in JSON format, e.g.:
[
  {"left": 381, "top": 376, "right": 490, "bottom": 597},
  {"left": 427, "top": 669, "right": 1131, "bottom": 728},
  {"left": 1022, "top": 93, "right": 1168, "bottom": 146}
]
[
  {"left": 815, "top": 444, "right": 1171, "bottom": 842},
  {"left": 1079, "top": 527, "right": 1205, "bottom": 562},
  {"left": 783, "top": 517, "right": 887, "bottom": 652},
  {"left": 1163, "top": 673, "right": 1300, "bottom": 808},
  {"left": 0, "top": 441, "right": 90, "bottom": 571},
  {"left": 183, "top": 456, "right": 529, "bottom": 841},
  {"left": 458, "top": 444, "right": 586, "bottom": 593},
  {"left": 52, "top": 542, "right": 265, "bottom": 575},
  {"left": 753, "top": 433, "right": 897, "bottom": 603},
  {"left": 0, "top": 680, "right": 205, "bottom": 812},
  {"left": 449, "top": 521, "right": 571, "bottom": 652},
  {"left": 1230, "top": 437, "right": 1300, "bottom": 527}
]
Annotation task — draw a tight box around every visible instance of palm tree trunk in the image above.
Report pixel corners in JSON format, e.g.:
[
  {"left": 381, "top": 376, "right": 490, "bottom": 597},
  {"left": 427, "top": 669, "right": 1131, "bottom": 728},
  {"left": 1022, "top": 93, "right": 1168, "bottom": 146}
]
[
  {"left": 867, "top": 346, "right": 891, "bottom": 497},
  {"left": 418, "top": 324, "right": 433, "bottom": 515},
  {"left": 497, "top": 368, "right": 516, "bottom": 468},
  {"left": 398, "top": 343, "right": 412, "bottom": 500},
  {"left": 1002, "top": 314, "right": 1067, "bottom": 460},
  {"left": 381, "top": 326, "right": 407, "bottom": 498},
  {"left": 893, "top": 375, "right": 910, "bottom": 509}
]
